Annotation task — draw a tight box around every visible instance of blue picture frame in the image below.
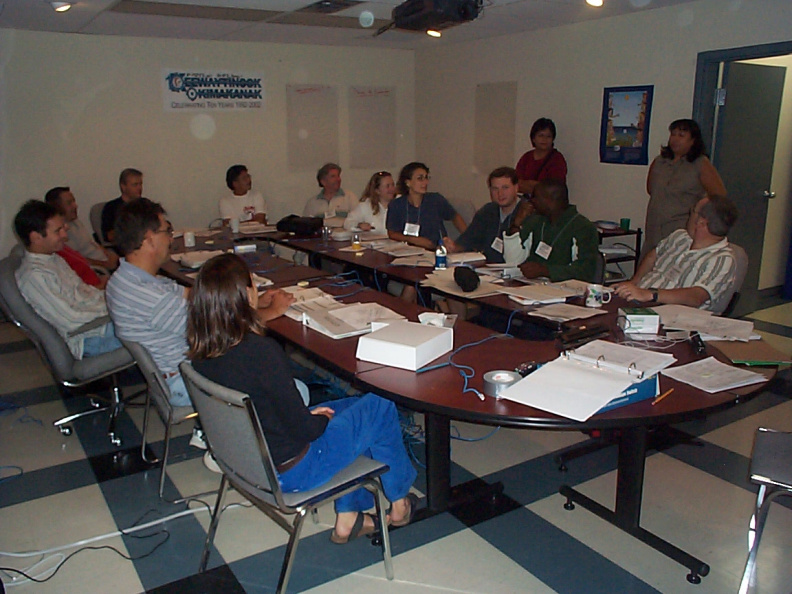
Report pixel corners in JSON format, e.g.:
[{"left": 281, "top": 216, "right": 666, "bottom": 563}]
[{"left": 599, "top": 85, "right": 653, "bottom": 165}]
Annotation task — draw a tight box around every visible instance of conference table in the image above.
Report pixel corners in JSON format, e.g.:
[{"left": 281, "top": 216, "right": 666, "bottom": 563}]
[{"left": 165, "top": 235, "right": 774, "bottom": 584}]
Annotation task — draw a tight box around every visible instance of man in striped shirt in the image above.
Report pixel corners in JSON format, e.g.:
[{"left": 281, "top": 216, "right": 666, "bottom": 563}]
[
  {"left": 614, "top": 194, "right": 738, "bottom": 311},
  {"left": 13, "top": 200, "right": 122, "bottom": 359}
]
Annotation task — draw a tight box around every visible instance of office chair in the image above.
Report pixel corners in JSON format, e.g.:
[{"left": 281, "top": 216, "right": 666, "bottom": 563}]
[
  {"left": 180, "top": 362, "right": 394, "bottom": 593},
  {"left": 738, "top": 427, "right": 792, "bottom": 594},
  {"left": 90, "top": 201, "right": 110, "bottom": 246},
  {"left": 120, "top": 339, "right": 210, "bottom": 502},
  {"left": 717, "top": 243, "right": 748, "bottom": 317},
  {"left": 0, "top": 249, "right": 139, "bottom": 446}
]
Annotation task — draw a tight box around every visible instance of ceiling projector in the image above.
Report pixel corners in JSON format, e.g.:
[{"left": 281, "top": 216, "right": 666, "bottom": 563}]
[{"left": 392, "top": 0, "right": 482, "bottom": 31}]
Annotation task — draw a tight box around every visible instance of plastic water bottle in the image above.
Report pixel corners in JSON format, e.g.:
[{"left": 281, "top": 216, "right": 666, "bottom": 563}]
[{"left": 435, "top": 238, "right": 447, "bottom": 270}]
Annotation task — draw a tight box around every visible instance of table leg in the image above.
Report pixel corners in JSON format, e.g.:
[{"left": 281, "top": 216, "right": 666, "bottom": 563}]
[
  {"left": 559, "top": 425, "right": 710, "bottom": 584},
  {"left": 424, "top": 413, "right": 451, "bottom": 512}
]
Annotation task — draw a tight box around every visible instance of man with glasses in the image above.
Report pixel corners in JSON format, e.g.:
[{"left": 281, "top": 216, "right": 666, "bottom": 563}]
[
  {"left": 106, "top": 199, "right": 298, "bottom": 454},
  {"left": 13, "top": 200, "right": 122, "bottom": 359},
  {"left": 614, "top": 194, "right": 738, "bottom": 310}
]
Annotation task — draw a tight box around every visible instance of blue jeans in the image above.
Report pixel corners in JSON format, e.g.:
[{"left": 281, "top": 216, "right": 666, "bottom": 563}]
[
  {"left": 82, "top": 323, "right": 123, "bottom": 358},
  {"left": 279, "top": 393, "right": 416, "bottom": 513}
]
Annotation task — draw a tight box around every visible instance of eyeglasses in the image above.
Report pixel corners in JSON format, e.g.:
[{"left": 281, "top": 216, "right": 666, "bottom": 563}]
[
  {"left": 154, "top": 225, "right": 174, "bottom": 237},
  {"left": 413, "top": 174, "right": 430, "bottom": 182}
]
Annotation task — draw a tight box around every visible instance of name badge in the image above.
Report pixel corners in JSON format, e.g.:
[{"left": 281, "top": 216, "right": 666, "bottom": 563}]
[
  {"left": 404, "top": 223, "right": 420, "bottom": 237},
  {"left": 535, "top": 241, "right": 553, "bottom": 260},
  {"left": 491, "top": 236, "right": 504, "bottom": 254},
  {"left": 325, "top": 208, "right": 336, "bottom": 219}
]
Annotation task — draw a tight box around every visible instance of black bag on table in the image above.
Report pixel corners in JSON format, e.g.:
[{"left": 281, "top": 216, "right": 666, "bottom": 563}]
[{"left": 276, "top": 215, "right": 323, "bottom": 236}]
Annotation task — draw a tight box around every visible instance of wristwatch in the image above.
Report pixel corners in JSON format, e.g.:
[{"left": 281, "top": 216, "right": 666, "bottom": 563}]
[{"left": 651, "top": 290, "right": 659, "bottom": 303}]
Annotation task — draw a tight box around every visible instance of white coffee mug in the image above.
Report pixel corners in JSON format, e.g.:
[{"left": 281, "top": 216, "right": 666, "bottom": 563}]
[
  {"left": 585, "top": 284, "right": 611, "bottom": 308},
  {"left": 183, "top": 231, "right": 196, "bottom": 248}
]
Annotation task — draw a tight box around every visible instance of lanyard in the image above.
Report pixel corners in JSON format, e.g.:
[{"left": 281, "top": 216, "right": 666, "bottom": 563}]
[
  {"left": 406, "top": 196, "right": 422, "bottom": 225},
  {"left": 540, "top": 213, "right": 579, "bottom": 249}
]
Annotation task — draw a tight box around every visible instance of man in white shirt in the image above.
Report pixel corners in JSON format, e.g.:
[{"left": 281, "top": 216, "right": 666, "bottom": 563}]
[
  {"left": 302, "top": 162, "right": 357, "bottom": 226},
  {"left": 45, "top": 186, "right": 119, "bottom": 271},
  {"left": 614, "top": 194, "right": 738, "bottom": 311},
  {"left": 219, "top": 165, "right": 267, "bottom": 226},
  {"left": 13, "top": 200, "right": 121, "bottom": 359}
]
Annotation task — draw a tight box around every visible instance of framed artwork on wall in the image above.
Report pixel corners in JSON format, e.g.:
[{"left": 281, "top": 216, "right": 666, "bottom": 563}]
[{"left": 599, "top": 85, "right": 653, "bottom": 165}]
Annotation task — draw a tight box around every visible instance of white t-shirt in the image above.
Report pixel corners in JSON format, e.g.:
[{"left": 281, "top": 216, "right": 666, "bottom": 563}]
[
  {"left": 344, "top": 200, "right": 388, "bottom": 231},
  {"left": 219, "top": 191, "right": 267, "bottom": 222}
]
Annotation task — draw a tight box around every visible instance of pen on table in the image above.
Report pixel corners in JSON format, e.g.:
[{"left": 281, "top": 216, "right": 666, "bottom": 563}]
[{"left": 652, "top": 388, "right": 674, "bottom": 406}]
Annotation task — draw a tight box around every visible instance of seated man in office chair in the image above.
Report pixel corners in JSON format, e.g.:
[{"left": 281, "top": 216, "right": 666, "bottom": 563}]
[
  {"left": 101, "top": 167, "right": 144, "bottom": 244},
  {"left": 503, "top": 179, "right": 599, "bottom": 282},
  {"left": 614, "top": 194, "right": 738, "bottom": 312},
  {"left": 13, "top": 200, "right": 122, "bottom": 359},
  {"left": 444, "top": 166, "right": 527, "bottom": 263}
]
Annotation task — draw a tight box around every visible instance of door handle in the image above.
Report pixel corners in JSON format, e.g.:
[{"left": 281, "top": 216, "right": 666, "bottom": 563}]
[{"left": 763, "top": 190, "right": 776, "bottom": 199}]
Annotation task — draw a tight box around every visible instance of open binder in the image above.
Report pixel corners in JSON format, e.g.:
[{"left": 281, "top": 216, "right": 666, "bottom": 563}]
[{"left": 500, "top": 340, "right": 676, "bottom": 421}]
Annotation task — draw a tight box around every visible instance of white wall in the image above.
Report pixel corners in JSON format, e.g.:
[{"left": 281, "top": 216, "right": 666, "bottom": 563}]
[
  {"left": 0, "top": 29, "right": 415, "bottom": 255},
  {"left": 413, "top": 0, "right": 792, "bottom": 237},
  {"left": 745, "top": 54, "right": 792, "bottom": 290}
]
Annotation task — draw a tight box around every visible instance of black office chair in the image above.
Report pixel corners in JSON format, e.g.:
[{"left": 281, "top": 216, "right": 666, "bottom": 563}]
[
  {"left": 90, "top": 201, "right": 111, "bottom": 246},
  {"left": 180, "top": 362, "right": 394, "bottom": 593},
  {"left": 0, "top": 248, "right": 139, "bottom": 446}
]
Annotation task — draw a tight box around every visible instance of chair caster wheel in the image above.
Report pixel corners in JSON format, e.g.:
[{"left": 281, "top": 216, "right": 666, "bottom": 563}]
[
  {"left": 686, "top": 572, "right": 701, "bottom": 584},
  {"left": 60, "top": 425, "right": 73, "bottom": 436},
  {"left": 371, "top": 533, "right": 383, "bottom": 547},
  {"left": 110, "top": 434, "right": 121, "bottom": 446},
  {"left": 563, "top": 500, "right": 575, "bottom": 511}
]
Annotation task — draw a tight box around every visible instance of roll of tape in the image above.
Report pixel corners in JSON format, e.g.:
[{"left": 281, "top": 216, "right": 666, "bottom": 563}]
[{"left": 483, "top": 370, "right": 521, "bottom": 398}]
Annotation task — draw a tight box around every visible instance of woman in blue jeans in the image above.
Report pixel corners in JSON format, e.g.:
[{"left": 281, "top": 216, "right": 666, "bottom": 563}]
[{"left": 187, "top": 254, "right": 417, "bottom": 543}]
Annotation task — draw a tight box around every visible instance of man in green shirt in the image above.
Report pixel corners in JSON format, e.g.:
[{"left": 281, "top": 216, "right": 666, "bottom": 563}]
[{"left": 503, "top": 179, "right": 598, "bottom": 282}]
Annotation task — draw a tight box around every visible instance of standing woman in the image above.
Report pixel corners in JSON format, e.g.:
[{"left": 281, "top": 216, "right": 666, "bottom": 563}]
[
  {"left": 643, "top": 118, "right": 726, "bottom": 254},
  {"left": 344, "top": 171, "right": 396, "bottom": 231},
  {"left": 386, "top": 162, "right": 466, "bottom": 251},
  {"left": 515, "top": 117, "right": 568, "bottom": 197},
  {"left": 187, "top": 254, "right": 417, "bottom": 543}
]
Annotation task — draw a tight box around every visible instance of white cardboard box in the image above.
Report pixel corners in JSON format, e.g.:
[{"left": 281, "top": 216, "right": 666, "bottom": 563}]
[{"left": 356, "top": 320, "right": 454, "bottom": 371}]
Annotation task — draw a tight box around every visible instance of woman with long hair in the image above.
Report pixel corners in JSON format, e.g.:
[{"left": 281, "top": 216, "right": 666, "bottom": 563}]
[
  {"left": 385, "top": 161, "right": 466, "bottom": 251},
  {"left": 643, "top": 118, "right": 726, "bottom": 254},
  {"left": 187, "top": 254, "right": 417, "bottom": 543},
  {"left": 344, "top": 171, "right": 397, "bottom": 231}
]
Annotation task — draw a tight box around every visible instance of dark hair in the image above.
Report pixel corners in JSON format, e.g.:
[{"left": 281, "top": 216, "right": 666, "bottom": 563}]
[
  {"left": 530, "top": 118, "right": 557, "bottom": 145},
  {"left": 360, "top": 171, "right": 393, "bottom": 216},
  {"left": 119, "top": 168, "right": 143, "bottom": 186},
  {"left": 660, "top": 119, "right": 706, "bottom": 162},
  {"left": 700, "top": 194, "right": 738, "bottom": 237},
  {"left": 487, "top": 167, "right": 518, "bottom": 186},
  {"left": 44, "top": 186, "right": 70, "bottom": 210},
  {"left": 225, "top": 164, "right": 247, "bottom": 190},
  {"left": 113, "top": 197, "right": 165, "bottom": 256},
  {"left": 14, "top": 200, "right": 59, "bottom": 247},
  {"left": 397, "top": 162, "right": 429, "bottom": 195},
  {"left": 187, "top": 253, "right": 263, "bottom": 359},
  {"left": 316, "top": 163, "right": 341, "bottom": 187},
  {"left": 534, "top": 179, "right": 568, "bottom": 207}
]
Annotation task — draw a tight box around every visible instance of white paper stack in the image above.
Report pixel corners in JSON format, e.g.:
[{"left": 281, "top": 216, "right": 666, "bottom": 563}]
[{"left": 661, "top": 357, "right": 767, "bottom": 393}]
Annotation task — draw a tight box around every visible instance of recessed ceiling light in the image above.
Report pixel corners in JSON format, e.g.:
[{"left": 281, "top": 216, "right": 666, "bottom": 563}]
[
  {"left": 586, "top": 0, "right": 603, "bottom": 6},
  {"left": 51, "top": 2, "right": 72, "bottom": 12},
  {"left": 426, "top": 29, "right": 442, "bottom": 38}
]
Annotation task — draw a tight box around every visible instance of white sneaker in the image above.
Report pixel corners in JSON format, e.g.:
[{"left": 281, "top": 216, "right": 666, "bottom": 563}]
[
  {"left": 189, "top": 427, "right": 208, "bottom": 450},
  {"left": 203, "top": 451, "right": 222, "bottom": 474}
]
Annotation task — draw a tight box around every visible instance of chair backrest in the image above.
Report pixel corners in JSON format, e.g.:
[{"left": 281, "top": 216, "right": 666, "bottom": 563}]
[
  {"left": 180, "top": 361, "right": 287, "bottom": 510},
  {"left": 713, "top": 242, "right": 749, "bottom": 316},
  {"left": 90, "top": 202, "right": 108, "bottom": 245},
  {"left": 593, "top": 251, "right": 606, "bottom": 284},
  {"left": 0, "top": 248, "right": 77, "bottom": 383},
  {"left": 120, "top": 338, "right": 185, "bottom": 420}
]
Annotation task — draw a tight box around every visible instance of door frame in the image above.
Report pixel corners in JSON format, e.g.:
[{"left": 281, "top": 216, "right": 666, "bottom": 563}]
[{"left": 693, "top": 40, "right": 792, "bottom": 147}]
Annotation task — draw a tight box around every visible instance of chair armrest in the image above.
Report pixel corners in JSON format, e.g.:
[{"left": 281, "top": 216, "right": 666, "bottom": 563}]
[{"left": 67, "top": 315, "right": 111, "bottom": 338}]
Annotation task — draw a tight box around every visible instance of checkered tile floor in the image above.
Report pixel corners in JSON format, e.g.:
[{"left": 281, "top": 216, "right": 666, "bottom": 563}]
[{"left": 1, "top": 317, "right": 791, "bottom": 593}]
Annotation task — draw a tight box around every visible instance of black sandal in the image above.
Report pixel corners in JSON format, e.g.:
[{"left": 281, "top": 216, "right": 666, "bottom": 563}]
[{"left": 329, "top": 512, "right": 377, "bottom": 544}]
